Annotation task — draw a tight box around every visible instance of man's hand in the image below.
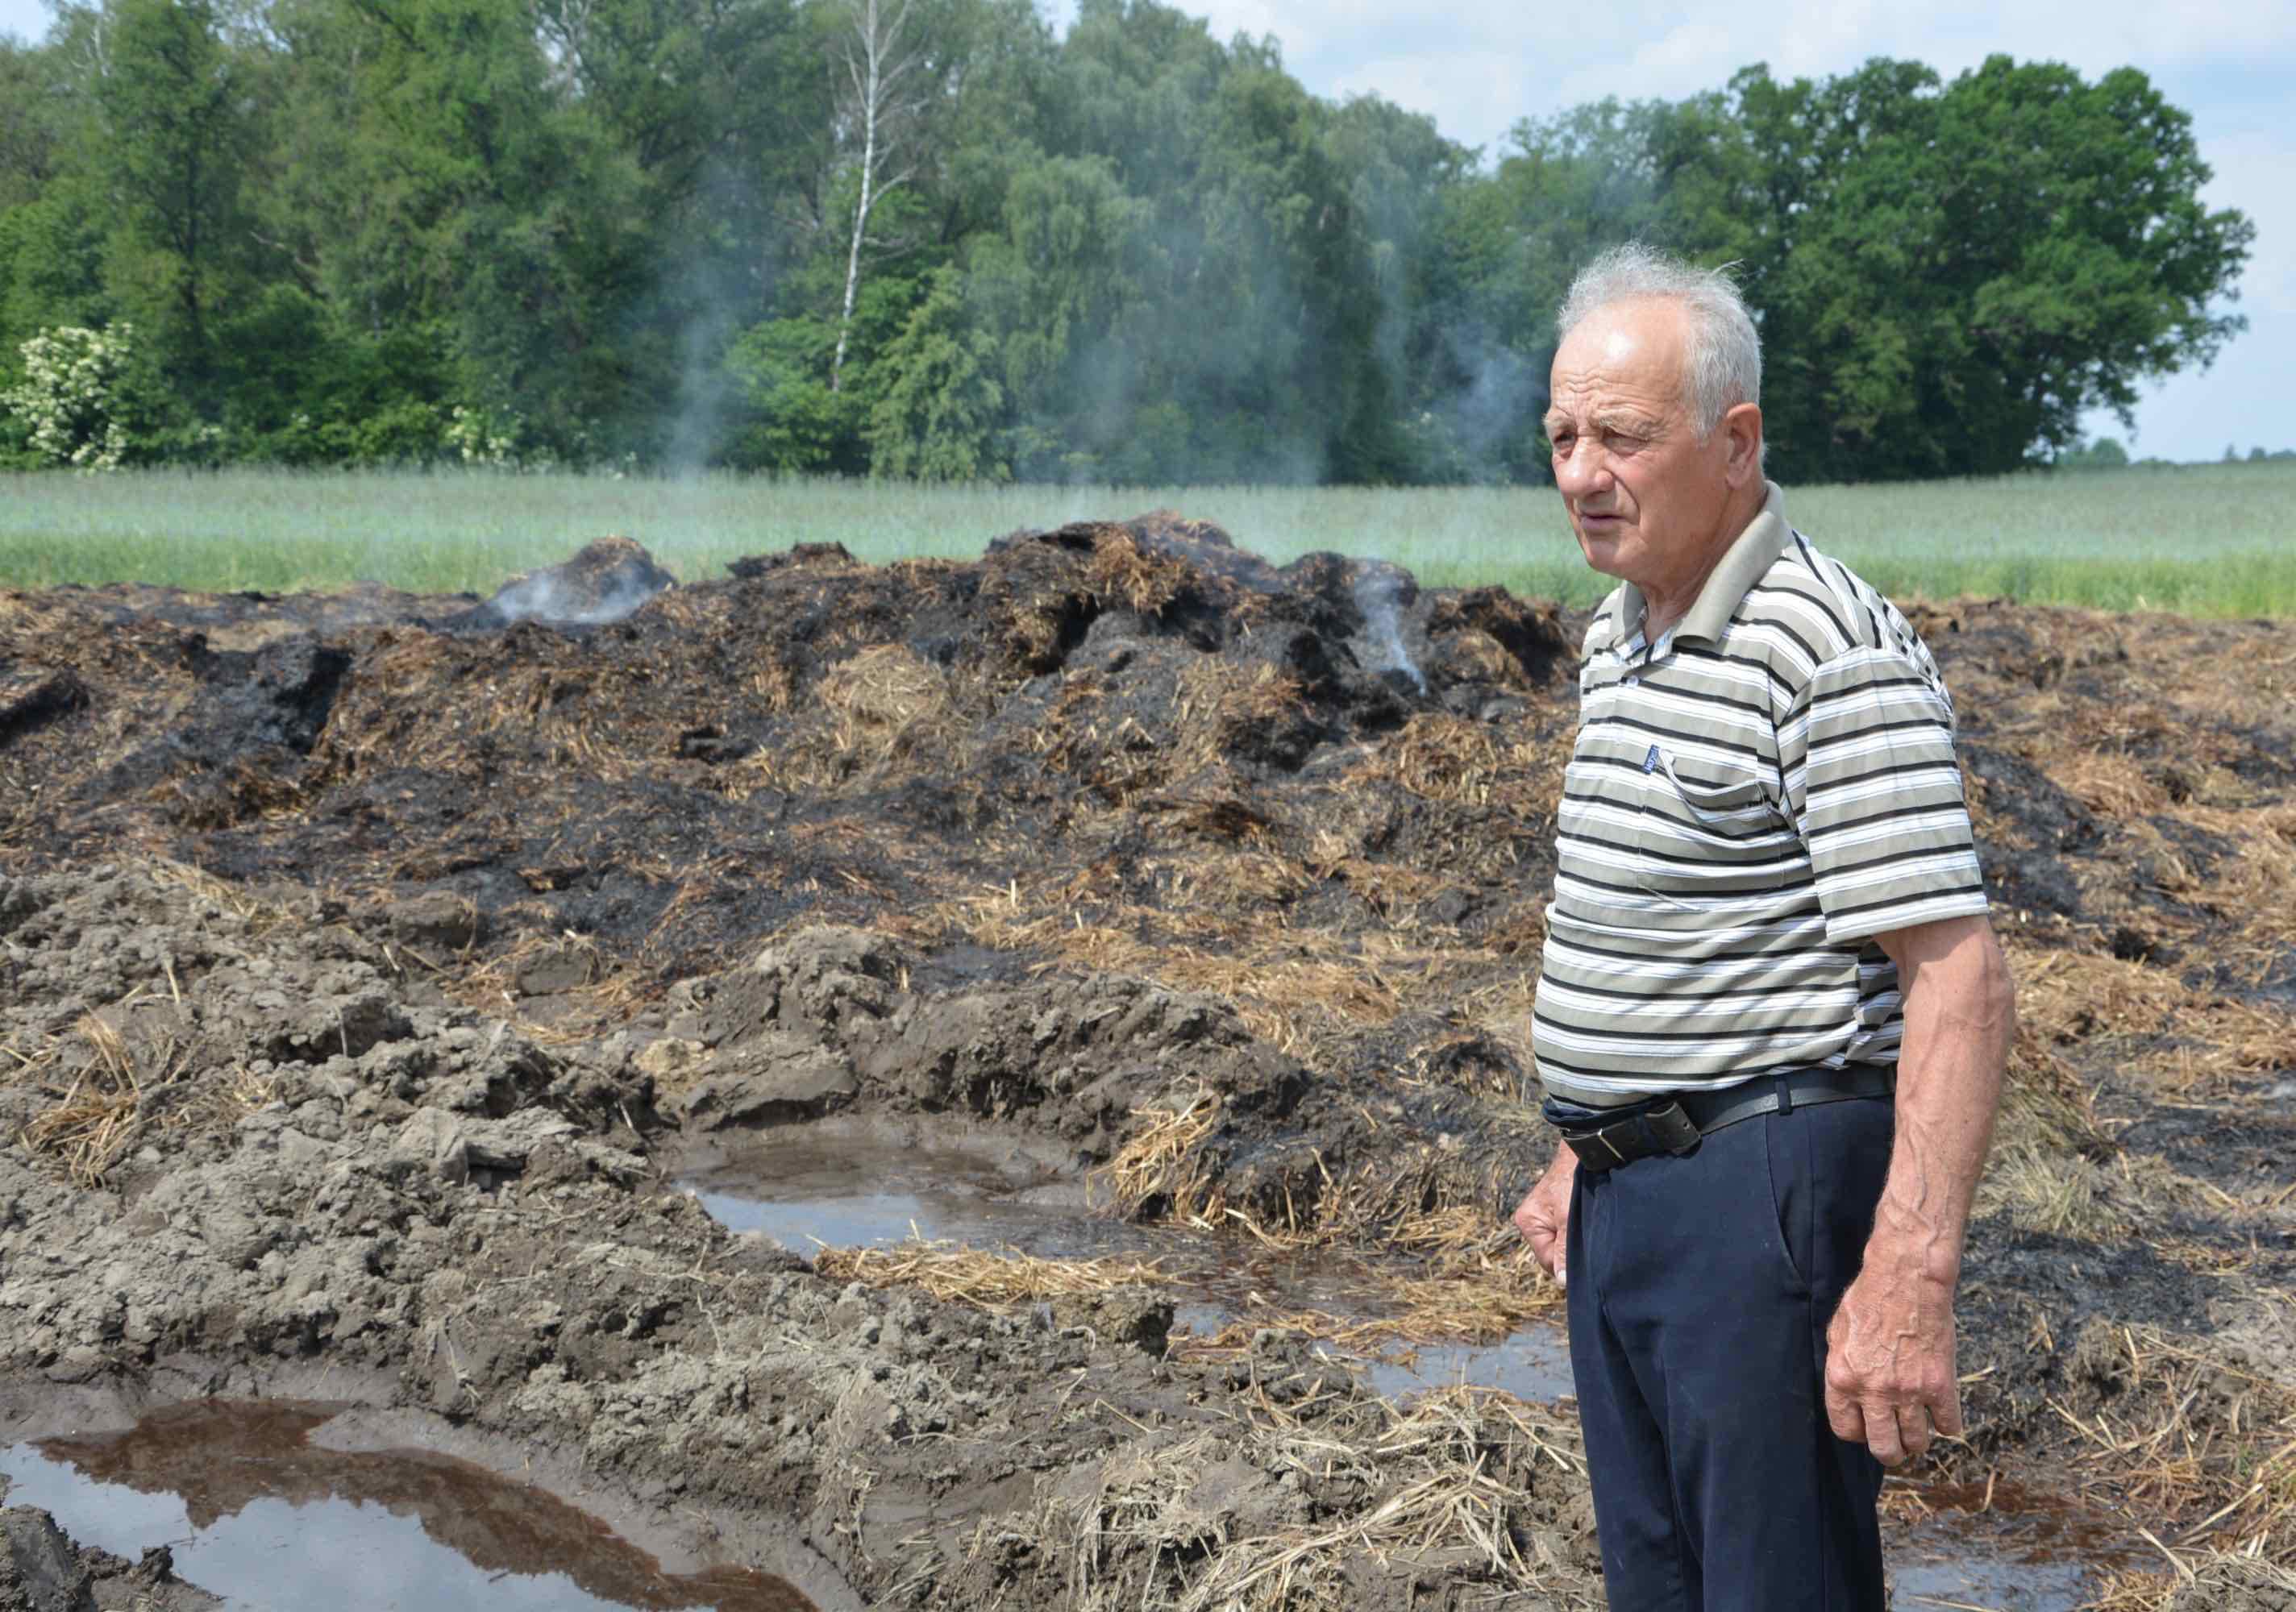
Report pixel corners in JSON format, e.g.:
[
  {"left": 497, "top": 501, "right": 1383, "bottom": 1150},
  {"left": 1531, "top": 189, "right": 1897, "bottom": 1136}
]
[
  {"left": 1512, "top": 1146, "right": 1577, "bottom": 1286},
  {"left": 1827, "top": 913, "right": 2012, "bottom": 1465},
  {"left": 1823, "top": 1248, "right": 1961, "bottom": 1465}
]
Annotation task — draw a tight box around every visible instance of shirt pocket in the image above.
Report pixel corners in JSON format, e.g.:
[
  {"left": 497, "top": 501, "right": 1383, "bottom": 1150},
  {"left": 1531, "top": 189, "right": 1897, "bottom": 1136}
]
[{"left": 1657, "top": 754, "right": 1774, "bottom": 828}]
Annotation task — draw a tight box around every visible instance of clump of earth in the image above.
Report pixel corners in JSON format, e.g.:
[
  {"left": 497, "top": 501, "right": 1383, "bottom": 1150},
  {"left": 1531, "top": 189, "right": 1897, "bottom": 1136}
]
[
  {"left": 0, "top": 1502, "right": 212, "bottom": 1610},
  {"left": 0, "top": 514, "right": 2290, "bottom": 1606}
]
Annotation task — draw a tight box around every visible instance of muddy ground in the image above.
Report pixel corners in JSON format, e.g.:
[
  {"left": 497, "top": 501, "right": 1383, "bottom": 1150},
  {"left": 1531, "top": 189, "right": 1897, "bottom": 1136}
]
[{"left": 0, "top": 520, "right": 2292, "bottom": 1609}]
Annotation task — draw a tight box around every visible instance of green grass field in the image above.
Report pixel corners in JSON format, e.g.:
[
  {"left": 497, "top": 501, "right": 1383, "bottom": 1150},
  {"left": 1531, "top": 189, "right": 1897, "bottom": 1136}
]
[{"left": 2, "top": 461, "right": 2291, "bottom": 616}]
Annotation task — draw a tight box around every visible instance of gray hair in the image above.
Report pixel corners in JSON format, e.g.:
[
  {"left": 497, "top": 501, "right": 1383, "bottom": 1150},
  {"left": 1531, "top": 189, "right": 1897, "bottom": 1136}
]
[{"left": 1557, "top": 243, "right": 1762, "bottom": 441}]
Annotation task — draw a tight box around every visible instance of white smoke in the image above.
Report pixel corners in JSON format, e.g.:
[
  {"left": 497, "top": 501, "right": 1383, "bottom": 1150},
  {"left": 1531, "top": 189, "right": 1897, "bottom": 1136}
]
[
  {"left": 1353, "top": 567, "right": 1425, "bottom": 694},
  {"left": 483, "top": 569, "right": 668, "bottom": 628}
]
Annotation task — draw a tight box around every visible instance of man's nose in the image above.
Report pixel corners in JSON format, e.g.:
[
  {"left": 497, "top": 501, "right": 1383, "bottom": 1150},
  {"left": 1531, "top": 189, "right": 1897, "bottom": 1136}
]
[{"left": 1555, "top": 441, "right": 1613, "bottom": 500}]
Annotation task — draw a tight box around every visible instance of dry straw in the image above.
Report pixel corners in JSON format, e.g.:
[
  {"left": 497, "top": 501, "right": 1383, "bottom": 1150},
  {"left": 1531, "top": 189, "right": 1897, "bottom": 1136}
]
[
  {"left": 15, "top": 1015, "right": 152, "bottom": 1186},
  {"left": 1046, "top": 1384, "right": 1592, "bottom": 1611},
  {"left": 812, "top": 1242, "right": 1168, "bottom": 1308},
  {"left": 8, "top": 985, "right": 281, "bottom": 1187},
  {"left": 811, "top": 1216, "right": 1559, "bottom": 1361}
]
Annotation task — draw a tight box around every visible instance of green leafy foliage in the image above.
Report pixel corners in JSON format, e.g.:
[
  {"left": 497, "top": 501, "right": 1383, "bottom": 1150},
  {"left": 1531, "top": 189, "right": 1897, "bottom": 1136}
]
[
  {"left": 726, "top": 316, "right": 870, "bottom": 473},
  {"left": 0, "top": 0, "right": 2257, "bottom": 482},
  {"left": 1736, "top": 57, "right": 2252, "bottom": 480},
  {"left": 868, "top": 267, "right": 1008, "bottom": 480}
]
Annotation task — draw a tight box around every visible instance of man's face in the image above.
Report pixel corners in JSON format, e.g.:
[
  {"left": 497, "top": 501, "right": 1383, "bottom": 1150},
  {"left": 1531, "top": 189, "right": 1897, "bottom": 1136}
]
[{"left": 1545, "top": 300, "right": 1737, "bottom": 600}]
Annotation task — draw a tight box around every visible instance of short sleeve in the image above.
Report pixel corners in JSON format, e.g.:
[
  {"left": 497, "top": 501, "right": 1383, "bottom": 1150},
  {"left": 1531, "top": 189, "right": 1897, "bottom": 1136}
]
[{"left": 1779, "top": 644, "right": 1990, "bottom": 945}]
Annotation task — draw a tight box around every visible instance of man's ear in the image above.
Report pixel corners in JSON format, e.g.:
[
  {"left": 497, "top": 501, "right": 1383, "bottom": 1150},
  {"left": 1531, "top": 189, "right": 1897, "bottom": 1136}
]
[{"left": 1721, "top": 402, "right": 1764, "bottom": 488}]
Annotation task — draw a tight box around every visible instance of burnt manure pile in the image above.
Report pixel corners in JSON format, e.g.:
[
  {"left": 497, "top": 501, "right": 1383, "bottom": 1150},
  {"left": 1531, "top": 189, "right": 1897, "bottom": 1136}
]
[{"left": 0, "top": 514, "right": 2292, "bottom": 1608}]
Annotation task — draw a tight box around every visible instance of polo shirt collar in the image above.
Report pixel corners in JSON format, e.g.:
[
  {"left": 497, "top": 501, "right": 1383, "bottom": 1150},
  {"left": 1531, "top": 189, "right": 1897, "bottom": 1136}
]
[{"left": 1612, "top": 481, "right": 1792, "bottom": 648}]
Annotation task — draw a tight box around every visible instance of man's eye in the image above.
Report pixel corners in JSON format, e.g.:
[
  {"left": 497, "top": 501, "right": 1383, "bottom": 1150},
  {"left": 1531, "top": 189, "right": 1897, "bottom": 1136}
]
[{"left": 1550, "top": 435, "right": 1574, "bottom": 454}]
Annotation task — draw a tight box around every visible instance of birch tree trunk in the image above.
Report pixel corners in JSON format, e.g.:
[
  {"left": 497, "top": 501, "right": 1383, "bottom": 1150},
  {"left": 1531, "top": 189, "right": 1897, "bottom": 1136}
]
[{"left": 829, "top": 0, "right": 913, "bottom": 394}]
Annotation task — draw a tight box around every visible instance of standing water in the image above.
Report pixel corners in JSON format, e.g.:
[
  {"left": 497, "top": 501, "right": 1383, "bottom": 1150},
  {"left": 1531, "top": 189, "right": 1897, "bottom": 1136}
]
[{"left": 0, "top": 1401, "right": 813, "bottom": 1611}]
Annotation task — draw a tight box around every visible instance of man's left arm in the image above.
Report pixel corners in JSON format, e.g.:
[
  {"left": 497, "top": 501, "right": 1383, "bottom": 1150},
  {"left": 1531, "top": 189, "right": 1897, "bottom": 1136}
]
[{"left": 1824, "top": 912, "right": 2014, "bottom": 1466}]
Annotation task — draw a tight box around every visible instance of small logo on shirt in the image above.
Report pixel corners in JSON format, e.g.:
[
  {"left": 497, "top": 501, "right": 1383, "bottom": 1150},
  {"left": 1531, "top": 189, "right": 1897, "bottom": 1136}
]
[{"left": 1643, "top": 744, "right": 1661, "bottom": 774}]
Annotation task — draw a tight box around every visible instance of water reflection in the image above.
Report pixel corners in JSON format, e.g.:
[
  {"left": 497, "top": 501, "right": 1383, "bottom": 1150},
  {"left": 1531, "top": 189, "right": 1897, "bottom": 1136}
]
[
  {"left": 1358, "top": 1333, "right": 1575, "bottom": 1404},
  {"left": 1891, "top": 1549, "right": 2098, "bottom": 1611},
  {"left": 0, "top": 1401, "right": 812, "bottom": 1612}
]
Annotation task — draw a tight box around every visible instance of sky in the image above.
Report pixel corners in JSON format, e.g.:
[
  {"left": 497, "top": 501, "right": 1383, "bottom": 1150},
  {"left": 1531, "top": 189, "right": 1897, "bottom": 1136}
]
[{"left": 3, "top": 0, "right": 2287, "bottom": 463}]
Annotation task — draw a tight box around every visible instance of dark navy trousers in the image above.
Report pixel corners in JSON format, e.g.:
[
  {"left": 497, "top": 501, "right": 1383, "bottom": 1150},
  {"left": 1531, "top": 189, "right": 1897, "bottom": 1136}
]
[{"left": 1564, "top": 1094, "right": 1896, "bottom": 1610}]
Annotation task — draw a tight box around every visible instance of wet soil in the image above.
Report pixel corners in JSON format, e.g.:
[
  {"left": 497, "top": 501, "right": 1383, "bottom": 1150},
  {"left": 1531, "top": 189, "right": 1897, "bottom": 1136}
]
[
  {"left": 1, "top": 521, "right": 2292, "bottom": 1605},
  {"left": 0, "top": 1498, "right": 210, "bottom": 1611}
]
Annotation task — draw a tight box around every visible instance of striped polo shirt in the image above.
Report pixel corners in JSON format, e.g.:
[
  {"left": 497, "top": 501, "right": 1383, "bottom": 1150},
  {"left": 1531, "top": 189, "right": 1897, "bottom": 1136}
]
[{"left": 1533, "top": 483, "right": 1990, "bottom": 1107}]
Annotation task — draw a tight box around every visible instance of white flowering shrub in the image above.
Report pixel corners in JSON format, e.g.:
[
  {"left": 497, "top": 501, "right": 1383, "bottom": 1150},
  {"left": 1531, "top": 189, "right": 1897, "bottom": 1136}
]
[
  {"left": 444, "top": 403, "right": 514, "bottom": 466},
  {"left": 442, "top": 403, "right": 568, "bottom": 472},
  {"left": 2, "top": 324, "right": 141, "bottom": 471}
]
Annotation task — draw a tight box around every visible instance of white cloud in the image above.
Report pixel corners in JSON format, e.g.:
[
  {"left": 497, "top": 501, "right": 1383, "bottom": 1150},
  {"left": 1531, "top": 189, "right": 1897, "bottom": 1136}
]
[
  {"left": 1549, "top": 18, "right": 1741, "bottom": 110},
  {"left": 1321, "top": 47, "right": 1537, "bottom": 150},
  {"left": 1179, "top": 0, "right": 2296, "bottom": 148}
]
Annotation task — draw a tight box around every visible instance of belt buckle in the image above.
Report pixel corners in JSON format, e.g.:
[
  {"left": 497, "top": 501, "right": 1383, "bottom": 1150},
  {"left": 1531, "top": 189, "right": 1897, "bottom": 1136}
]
[{"left": 1562, "top": 1124, "right": 1632, "bottom": 1172}]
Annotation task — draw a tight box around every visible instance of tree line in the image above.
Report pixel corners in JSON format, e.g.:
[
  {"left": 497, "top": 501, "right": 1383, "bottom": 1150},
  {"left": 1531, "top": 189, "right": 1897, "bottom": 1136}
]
[{"left": 0, "top": 0, "right": 2257, "bottom": 483}]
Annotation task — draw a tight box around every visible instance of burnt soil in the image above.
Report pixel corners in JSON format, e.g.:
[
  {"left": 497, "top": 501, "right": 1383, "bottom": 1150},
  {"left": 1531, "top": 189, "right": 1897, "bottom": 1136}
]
[{"left": 1, "top": 517, "right": 2292, "bottom": 1608}]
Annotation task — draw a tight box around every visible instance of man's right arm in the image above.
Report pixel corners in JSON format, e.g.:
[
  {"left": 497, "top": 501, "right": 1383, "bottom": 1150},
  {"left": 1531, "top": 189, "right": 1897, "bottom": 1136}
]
[
  {"left": 1512, "top": 1144, "right": 1578, "bottom": 1286},
  {"left": 1516, "top": 630, "right": 1601, "bottom": 1285}
]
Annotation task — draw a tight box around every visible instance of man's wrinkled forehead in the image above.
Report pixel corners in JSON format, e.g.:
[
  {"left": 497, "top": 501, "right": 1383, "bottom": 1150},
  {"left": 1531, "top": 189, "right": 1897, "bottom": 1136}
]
[{"left": 1547, "top": 305, "right": 1688, "bottom": 425}]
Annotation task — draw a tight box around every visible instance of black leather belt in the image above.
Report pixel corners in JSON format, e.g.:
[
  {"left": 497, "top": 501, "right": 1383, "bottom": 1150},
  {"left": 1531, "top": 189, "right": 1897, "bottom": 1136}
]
[{"left": 1557, "top": 1065, "right": 1895, "bottom": 1174}]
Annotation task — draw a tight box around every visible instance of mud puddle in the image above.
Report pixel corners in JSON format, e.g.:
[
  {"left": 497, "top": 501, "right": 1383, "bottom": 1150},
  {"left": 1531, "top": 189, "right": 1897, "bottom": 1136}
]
[
  {"left": 683, "top": 1128, "right": 1580, "bottom": 1398},
  {"left": 0, "top": 1402, "right": 814, "bottom": 1611},
  {"left": 1890, "top": 1553, "right": 2096, "bottom": 1611},
  {"left": 1354, "top": 1333, "right": 1576, "bottom": 1402},
  {"left": 680, "top": 1128, "right": 1121, "bottom": 1261},
  {"left": 1884, "top": 1475, "right": 2140, "bottom": 1611}
]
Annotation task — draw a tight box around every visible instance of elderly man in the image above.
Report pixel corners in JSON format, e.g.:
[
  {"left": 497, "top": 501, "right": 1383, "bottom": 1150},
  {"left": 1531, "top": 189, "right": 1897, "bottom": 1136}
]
[{"left": 1509, "top": 243, "right": 2015, "bottom": 1610}]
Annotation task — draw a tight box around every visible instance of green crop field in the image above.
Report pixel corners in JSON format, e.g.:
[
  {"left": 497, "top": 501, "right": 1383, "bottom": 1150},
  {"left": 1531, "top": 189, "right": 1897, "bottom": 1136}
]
[{"left": 2, "top": 461, "right": 2292, "bottom": 617}]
